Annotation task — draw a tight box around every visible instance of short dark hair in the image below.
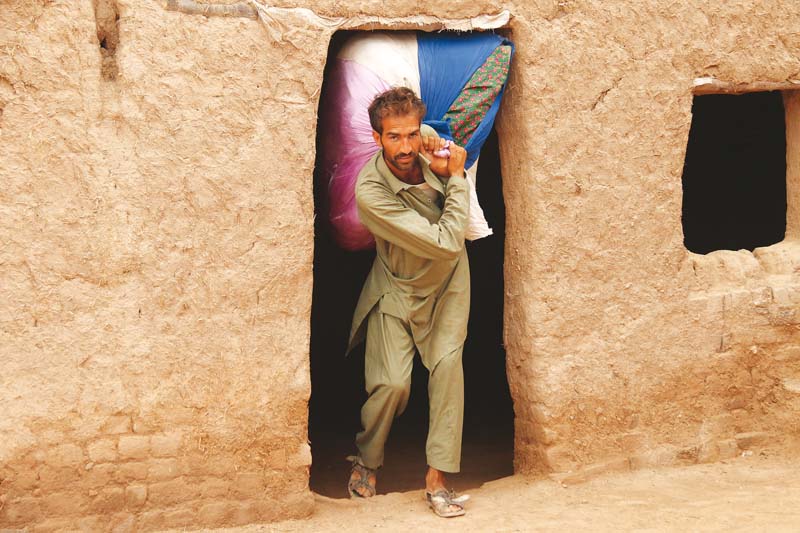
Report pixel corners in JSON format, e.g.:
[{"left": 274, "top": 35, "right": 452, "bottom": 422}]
[{"left": 368, "top": 87, "right": 426, "bottom": 134}]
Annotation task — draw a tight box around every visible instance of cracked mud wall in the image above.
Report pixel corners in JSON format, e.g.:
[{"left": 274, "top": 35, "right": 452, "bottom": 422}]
[
  {"left": 1, "top": 0, "right": 324, "bottom": 529},
  {"left": 499, "top": 2, "right": 800, "bottom": 477},
  {"left": 2, "top": 0, "right": 800, "bottom": 530}
]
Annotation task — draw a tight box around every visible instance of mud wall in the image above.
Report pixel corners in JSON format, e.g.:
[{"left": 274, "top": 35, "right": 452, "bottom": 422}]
[
  {"left": 499, "top": 2, "right": 800, "bottom": 478},
  {"left": 0, "top": 1, "right": 322, "bottom": 530},
  {"left": 1, "top": 0, "right": 800, "bottom": 530}
]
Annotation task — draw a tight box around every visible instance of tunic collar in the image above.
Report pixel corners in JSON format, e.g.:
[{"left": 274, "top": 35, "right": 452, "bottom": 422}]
[{"left": 376, "top": 150, "right": 445, "bottom": 197}]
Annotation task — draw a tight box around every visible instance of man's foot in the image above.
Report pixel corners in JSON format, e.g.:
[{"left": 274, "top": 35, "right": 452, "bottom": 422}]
[
  {"left": 425, "top": 467, "right": 468, "bottom": 517},
  {"left": 347, "top": 456, "right": 376, "bottom": 498},
  {"left": 426, "top": 489, "right": 467, "bottom": 517}
]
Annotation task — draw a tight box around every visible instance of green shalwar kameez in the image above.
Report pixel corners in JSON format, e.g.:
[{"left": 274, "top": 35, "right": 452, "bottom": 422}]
[{"left": 347, "top": 150, "right": 471, "bottom": 473}]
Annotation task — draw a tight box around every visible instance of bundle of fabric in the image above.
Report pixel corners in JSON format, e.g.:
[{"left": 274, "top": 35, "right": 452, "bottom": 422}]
[{"left": 318, "top": 31, "right": 513, "bottom": 251}]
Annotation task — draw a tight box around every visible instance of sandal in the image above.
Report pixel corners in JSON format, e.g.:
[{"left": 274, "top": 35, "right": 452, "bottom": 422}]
[
  {"left": 425, "top": 489, "right": 469, "bottom": 518},
  {"left": 346, "top": 456, "right": 376, "bottom": 498}
]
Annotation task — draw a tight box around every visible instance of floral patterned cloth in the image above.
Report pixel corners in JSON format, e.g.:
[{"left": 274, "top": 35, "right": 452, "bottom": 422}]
[{"left": 443, "top": 45, "right": 512, "bottom": 147}]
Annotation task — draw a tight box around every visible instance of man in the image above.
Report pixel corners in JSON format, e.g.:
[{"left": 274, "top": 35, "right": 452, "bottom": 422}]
[{"left": 345, "top": 87, "right": 471, "bottom": 518}]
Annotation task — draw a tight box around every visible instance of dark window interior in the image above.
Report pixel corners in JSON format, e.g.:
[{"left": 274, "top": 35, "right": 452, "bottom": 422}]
[{"left": 682, "top": 91, "right": 787, "bottom": 254}]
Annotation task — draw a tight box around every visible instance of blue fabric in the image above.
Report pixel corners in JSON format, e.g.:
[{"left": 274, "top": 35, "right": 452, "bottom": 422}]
[
  {"left": 417, "top": 32, "right": 513, "bottom": 169},
  {"left": 418, "top": 31, "right": 503, "bottom": 119},
  {"left": 422, "top": 119, "right": 454, "bottom": 141}
]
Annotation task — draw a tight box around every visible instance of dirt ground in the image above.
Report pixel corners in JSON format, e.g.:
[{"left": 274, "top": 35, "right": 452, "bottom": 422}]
[{"left": 199, "top": 448, "right": 800, "bottom": 532}]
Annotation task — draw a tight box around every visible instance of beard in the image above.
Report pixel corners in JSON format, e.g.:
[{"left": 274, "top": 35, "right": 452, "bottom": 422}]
[{"left": 386, "top": 150, "right": 418, "bottom": 171}]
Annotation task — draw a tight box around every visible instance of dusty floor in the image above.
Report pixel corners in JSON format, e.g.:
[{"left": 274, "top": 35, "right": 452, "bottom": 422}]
[{"left": 199, "top": 449, "right": 800, "bottom": 532}]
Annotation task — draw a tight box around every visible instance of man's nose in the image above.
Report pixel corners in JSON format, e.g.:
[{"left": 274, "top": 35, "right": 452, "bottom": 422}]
[{"left": 400, "top": 137, "right": 411, "bottom": 152}]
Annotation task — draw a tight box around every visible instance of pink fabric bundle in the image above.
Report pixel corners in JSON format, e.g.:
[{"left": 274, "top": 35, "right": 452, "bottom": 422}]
[{"left": 318, "top": 60, "right": 389, "bottom": 250}]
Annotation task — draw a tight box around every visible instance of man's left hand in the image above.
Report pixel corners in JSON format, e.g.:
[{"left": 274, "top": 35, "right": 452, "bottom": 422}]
[{"left": 446, "top": 143, "right": 467, "bottom": 179}]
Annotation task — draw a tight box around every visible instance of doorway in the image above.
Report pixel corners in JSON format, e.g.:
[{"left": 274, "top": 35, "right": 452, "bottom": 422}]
[{"left": 308, "top": 32, "right": 514, "bottom": 498}]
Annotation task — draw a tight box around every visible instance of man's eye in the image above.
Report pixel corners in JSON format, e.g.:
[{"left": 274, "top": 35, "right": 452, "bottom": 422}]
[{"left": 410, "top": 132, "right": 419, "bottom": 138}]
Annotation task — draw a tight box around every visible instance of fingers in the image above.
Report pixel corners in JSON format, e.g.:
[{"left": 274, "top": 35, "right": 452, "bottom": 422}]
[
  {"left": 421, "top": 135, "right": 446, "bottom": 153},
  {"left": 420, "top": 136, "right": 467, "bottom": 178},
  {"left": 448, "top": 144, "right": 466, "bottom": 166},
  {"left": 451, "top": 144, "right": 466, "bottom": 163},
  {"left": 447, "top": 144, "right": 467, "bottom": 177},
  {"left": 433, "top": 140, "right": 452, "bottom": 158},
  {"left": 421, "top": 135, "right": 468, "bottom": 177}
]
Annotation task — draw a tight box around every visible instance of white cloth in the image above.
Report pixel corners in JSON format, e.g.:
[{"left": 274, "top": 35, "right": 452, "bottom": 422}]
[
  {"left": 463, "top": 158, "right": 492, "bottom": 241},
  {"left": 336, "top": 31, "right": 421, "bottom": 97},
  {"left": 419, "top": 124, "right": 493, "bottom": 241}
]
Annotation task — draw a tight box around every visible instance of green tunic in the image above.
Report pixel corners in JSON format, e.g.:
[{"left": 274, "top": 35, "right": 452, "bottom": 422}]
[{"left": 347, "top": 150, "right": 471, "bottom": 370}]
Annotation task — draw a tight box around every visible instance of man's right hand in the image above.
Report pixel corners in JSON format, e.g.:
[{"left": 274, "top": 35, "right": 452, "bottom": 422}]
[
  {"left": 421, "top": 136, "right": 467, "bottom": 179},
  {"left": 421, "top": 135, "right": 450, "bottom": 178}
]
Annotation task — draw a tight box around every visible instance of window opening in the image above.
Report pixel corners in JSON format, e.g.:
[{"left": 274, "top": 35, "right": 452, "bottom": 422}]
[{"left": 682, "top": 91, "right": 787, "bottom": 254}]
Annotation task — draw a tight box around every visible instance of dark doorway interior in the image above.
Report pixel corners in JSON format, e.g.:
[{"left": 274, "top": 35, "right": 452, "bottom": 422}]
[
  {"left": 309, "top": 128, "right": 513, "bottom": 497},
  {"left": 682, "top": 91, "right": 787, "bottom": 254}
]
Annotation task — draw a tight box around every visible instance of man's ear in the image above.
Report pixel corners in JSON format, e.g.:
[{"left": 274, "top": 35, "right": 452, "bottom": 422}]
[{"left": 372, "top": 130, "right": 382, "bottom": 147}]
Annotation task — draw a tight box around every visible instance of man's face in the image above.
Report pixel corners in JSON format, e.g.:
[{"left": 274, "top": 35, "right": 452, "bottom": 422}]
[{"left": 372, "top": 113, "right": 422, "bottom": 176}]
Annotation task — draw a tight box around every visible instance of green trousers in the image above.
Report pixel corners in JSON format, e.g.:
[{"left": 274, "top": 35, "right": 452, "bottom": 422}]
[{"left": 355, "top": 306, "right": 464, "bottom": 473}]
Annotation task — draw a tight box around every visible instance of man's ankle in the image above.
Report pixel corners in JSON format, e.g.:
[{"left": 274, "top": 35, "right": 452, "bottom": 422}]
[{"left": 425, "top": 466, "right": 446, "bottom": 491}]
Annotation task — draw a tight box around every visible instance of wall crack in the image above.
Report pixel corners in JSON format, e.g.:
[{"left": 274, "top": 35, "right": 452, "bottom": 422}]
[
  {"left": 591, "top": 75, "right": 623, "bottom": 111},
  {"left": 92, "top": 0, "right": 120, "bottom": 81}
]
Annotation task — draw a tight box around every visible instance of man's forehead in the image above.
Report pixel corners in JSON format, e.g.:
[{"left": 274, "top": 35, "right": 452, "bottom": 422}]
[
  {"left": 381, "top": 112, "right": 422, "bottom": 130},
  {"left": 382, "top": 121, "right": 421, "bottom": 135}
]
